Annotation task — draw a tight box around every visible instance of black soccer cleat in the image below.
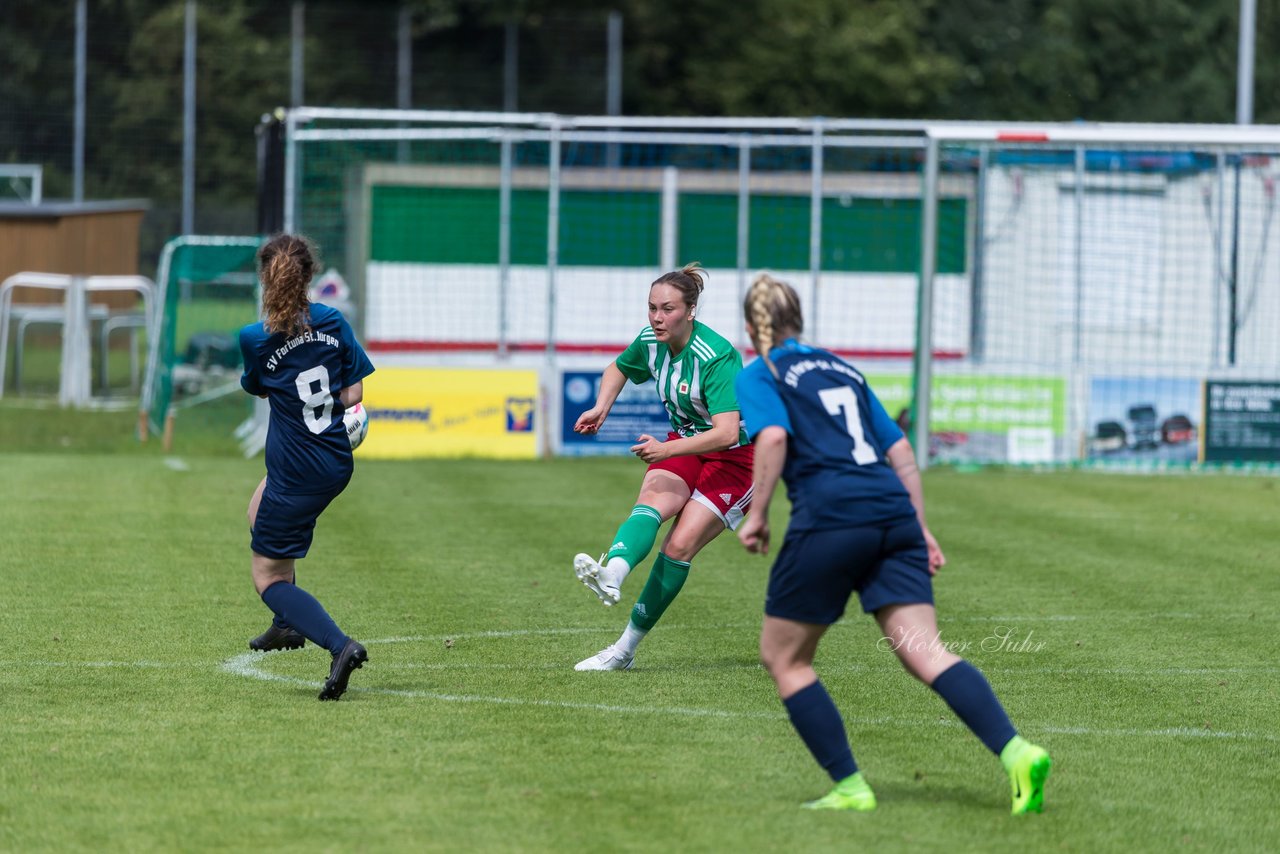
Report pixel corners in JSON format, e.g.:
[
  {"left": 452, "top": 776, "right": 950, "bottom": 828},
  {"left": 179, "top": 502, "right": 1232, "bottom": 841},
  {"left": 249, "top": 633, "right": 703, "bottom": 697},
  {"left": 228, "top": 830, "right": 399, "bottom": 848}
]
[
  {"left": 249, "top": 623, "right": 306, "bottom": 652},
  {"left": 318, "top": 639, "right": 368, "bottom": 701}
]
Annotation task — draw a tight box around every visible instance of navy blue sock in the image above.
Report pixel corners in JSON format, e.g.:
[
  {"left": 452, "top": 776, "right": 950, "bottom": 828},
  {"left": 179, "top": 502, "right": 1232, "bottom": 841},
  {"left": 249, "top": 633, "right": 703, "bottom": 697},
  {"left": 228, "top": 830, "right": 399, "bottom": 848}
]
[
  {"left": 782, "top": 680, "right": 858, "bottom": 782},
  {"left": 930, "top": 660, "right": 1017, "bottom": 755},
  {"left": 271, "top": 574, "right": 295, "bottom": 630},
  {"left": 260, "top": 581, "right": 349, "bottom": 656}
]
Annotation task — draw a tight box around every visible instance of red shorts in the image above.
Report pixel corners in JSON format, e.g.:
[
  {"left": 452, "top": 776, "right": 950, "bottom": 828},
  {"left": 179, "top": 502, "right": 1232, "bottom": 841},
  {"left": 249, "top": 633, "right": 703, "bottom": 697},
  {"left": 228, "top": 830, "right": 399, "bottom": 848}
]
[{"left": 649, "top": 433, "right": 754, "bottom": 530}]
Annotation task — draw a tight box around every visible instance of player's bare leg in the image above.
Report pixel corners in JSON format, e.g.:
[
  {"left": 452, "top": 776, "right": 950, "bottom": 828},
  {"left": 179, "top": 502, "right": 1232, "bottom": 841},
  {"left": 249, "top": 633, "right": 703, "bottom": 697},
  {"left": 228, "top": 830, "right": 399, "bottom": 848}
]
[{"left": 246, "top": 477, "right": 304, "bottom": 651}]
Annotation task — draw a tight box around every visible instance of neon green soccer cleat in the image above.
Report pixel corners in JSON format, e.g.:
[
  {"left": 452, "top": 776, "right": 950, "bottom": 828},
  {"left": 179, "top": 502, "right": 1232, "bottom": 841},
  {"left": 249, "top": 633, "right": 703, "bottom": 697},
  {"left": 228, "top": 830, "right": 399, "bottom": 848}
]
[
  {"left": 801, "top": 772, "right": 877, "bottom": 812},
  {"left": 1003, "top": 739, "right": 1052, "bottom": 815}
]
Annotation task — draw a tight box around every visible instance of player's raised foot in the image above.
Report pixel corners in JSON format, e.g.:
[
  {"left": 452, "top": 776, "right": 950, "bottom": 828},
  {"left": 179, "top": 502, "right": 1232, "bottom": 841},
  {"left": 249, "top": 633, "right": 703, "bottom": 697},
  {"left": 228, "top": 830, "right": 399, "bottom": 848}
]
[
  {"left": 574, "top": 644, "right": 634, "bottom": 671},
  {"left": 801, "top": 772, "right": 877, "bottom": 812},
  {"left": 1003, "top": 738, "right": 1052, "bottom": 815},
  {"left": 249, "top": 623, "right": 305, "bottom": 652},
  {"left": 318, "top": 639, "right": 368, "bottom": 701},
  {"left": 573, "top": 553, "right": 621, "bottom": 606}
]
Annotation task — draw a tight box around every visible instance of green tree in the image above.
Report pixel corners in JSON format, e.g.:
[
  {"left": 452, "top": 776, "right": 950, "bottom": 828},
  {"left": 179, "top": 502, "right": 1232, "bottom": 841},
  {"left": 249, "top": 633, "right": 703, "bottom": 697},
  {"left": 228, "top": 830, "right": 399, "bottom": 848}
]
[
  {"left": 928, "top": 0, "right": 1240, "bottom": 122},
  {"left": 0, "top": 2, "right": 78, "bottom": 196},
  {"left": 624, "top": 0, "right": 959, "bottom": 117},
  {"left": 3, "top": 0, "right": 1279, "bottom": 249}
]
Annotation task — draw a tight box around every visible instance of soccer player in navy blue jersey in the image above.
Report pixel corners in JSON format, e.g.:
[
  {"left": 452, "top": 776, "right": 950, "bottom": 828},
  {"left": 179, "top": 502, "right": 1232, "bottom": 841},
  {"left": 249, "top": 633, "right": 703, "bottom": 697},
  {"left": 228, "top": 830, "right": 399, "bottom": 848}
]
[
  {"left": 239, "top": 234, "right": 375, "bottom": 701},
  {"left": 734, "top": 273, "right": 1051, "bottom": 814}
]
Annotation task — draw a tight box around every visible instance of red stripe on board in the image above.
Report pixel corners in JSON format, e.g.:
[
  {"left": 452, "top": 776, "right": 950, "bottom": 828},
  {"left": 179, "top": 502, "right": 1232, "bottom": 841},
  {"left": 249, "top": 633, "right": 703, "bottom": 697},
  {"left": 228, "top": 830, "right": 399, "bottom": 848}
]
[
  {"left": 367, "top": 340, "right": 966, "bottom": 360},
  {"left": 995, "top": 132, "right": 1050, "bottom": 142},
  {"left": 368, "top": 340, "right": 627, "bottom": 354},
  {"left": 746, "top": 348, "right": 965, "bottom": 361}
]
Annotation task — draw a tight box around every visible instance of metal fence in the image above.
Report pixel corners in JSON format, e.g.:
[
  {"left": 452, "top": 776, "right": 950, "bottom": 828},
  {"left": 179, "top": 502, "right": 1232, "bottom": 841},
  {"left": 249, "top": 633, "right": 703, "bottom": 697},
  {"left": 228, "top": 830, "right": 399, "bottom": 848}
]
[{"left": 283, "top": 110, "right": 1280, "bottom": 468}]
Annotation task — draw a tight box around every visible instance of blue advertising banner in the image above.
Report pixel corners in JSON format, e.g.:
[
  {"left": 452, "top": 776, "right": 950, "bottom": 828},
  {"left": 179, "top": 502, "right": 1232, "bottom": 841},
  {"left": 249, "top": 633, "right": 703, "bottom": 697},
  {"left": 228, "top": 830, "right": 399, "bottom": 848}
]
[
  {"left": 1086, "top": 376, "right": 1201, "bottom": 463},
  {"left": 561, "top": 370, "right": 672, "bottom": 456}
]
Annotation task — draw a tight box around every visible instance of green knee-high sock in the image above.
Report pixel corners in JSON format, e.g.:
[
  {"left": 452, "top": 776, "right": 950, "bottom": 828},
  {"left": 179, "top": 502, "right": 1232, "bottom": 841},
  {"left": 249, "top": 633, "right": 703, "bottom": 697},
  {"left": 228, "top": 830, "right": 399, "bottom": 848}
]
[
  {"left": 604, "top": 504, "right": 663, "bottom": 570},
  {"left": 630, "top": 553, "right": 691, "bottom": 631}
]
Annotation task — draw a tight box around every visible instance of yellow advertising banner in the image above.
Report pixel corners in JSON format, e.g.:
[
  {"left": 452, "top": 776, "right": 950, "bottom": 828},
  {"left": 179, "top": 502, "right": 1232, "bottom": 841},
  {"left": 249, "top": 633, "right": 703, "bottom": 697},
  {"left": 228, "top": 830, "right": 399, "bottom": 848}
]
[{"left": 358, "top": 367, "right": 539, "bottom": 459}]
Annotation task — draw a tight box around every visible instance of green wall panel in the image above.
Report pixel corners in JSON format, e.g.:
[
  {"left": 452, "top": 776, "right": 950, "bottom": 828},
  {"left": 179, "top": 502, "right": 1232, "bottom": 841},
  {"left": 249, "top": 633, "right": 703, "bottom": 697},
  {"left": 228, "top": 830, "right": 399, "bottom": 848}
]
[
  {"left": 371, "top": 186, "right": 498, "bottom": 264},
  {"left": 370, "top": 185, "right": 966, "bottom": 274},
  {"left": 679, "top": 194, "right": 740, "bottom": 269},
  {"left": 560, "top": 191, "right": 661, "bottom": 266}
]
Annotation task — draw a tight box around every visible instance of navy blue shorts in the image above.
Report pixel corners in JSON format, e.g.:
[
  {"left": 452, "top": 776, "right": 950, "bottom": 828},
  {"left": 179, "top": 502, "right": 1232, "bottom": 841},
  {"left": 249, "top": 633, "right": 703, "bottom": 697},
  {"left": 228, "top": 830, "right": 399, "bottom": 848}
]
[
  {"left": 251, "top": 477, "right": 349, "bottom": 560},
  {"left": 764, "top": 518, "right": 933, "bottom": 625}
]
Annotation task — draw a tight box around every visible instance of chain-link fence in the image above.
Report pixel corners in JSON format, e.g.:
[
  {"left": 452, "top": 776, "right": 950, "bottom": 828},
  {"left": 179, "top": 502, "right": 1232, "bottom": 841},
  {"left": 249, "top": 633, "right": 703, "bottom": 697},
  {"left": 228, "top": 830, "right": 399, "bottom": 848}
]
[{"left": 0, "top": 2, "right": 618, "bottom": 278}]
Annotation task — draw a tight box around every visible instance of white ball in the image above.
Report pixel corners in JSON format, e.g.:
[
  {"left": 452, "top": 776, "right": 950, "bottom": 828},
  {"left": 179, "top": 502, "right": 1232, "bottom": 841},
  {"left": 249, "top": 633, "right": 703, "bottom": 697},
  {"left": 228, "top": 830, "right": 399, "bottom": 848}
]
[{"left": 343, "top": 402, "right": 370, "bottom": 450}]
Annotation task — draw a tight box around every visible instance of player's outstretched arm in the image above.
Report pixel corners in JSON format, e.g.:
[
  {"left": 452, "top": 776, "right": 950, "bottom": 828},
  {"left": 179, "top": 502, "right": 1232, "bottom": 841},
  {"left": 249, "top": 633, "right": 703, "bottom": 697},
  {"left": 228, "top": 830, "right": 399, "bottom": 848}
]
[
  {"left": 885, "top": 437, "right": 946, "bottom": 572},
  {"left": 574, "top": 362, "right": 628, "bottom": 433}
]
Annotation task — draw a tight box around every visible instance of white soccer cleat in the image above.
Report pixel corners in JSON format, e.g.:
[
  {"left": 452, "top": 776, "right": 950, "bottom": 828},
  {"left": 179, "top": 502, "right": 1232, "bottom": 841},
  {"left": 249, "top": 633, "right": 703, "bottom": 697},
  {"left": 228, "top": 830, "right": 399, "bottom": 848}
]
[
  {"left": 573, "top": 553, "right": 622, "bottom": 606},
  {"left": 574, "top": 644, "right": 635, "bottom": 671}
]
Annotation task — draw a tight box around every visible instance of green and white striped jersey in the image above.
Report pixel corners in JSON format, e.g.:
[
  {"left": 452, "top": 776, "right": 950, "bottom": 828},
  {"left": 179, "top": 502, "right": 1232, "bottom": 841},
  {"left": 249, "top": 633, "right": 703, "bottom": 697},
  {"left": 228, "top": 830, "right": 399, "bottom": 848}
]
[{"left": 615, "top": 321, "right": 750, "bottom": 447}]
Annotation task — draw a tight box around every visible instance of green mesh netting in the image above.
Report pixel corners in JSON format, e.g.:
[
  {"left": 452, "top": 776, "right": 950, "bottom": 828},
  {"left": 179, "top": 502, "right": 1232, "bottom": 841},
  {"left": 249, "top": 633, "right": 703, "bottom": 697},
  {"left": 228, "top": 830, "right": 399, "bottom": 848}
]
[{"left": 142, "top": 236, "right": 264, "bottom": 437}]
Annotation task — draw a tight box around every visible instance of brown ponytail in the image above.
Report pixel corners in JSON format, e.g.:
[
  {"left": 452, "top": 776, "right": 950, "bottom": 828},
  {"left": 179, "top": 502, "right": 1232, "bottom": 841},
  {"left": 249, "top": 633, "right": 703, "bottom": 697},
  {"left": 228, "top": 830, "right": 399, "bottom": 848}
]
[{"left": 258, "top": 233, "right": 316, "bottom": 338}]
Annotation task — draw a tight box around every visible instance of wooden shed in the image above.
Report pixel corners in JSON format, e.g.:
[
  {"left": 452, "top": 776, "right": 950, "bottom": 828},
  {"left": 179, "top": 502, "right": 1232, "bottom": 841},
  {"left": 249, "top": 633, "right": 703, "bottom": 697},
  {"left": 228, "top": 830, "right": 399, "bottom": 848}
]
[{"left": 0, "top": 200, "right": 149, "bottom": 309}]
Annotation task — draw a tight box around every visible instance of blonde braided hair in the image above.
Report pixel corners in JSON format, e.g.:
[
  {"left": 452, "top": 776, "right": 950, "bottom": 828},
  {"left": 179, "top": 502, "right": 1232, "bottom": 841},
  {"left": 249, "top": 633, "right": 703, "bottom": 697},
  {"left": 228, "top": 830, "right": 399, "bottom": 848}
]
[{"left": 744, "top": 273, "right": 803, "bottom": 378}]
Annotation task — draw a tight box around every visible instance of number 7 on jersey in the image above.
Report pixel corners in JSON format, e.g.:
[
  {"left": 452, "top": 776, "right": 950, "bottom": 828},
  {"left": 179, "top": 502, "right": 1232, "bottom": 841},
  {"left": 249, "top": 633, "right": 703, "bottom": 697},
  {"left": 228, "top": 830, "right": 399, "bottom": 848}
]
[{"left": 818, "top": 385, "right": 878, "bottom": 465}]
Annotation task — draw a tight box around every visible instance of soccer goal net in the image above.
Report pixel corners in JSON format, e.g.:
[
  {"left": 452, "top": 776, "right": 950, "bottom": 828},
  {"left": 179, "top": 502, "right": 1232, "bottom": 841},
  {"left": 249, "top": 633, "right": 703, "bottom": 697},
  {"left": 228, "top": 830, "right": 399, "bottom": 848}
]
[
  {"left": 281, "top": 109, "right": 1280, "bottom": 468},
  {"left": 140, "top": 236, "right": 264, "bottom": 440},
  {"left": 916, "top": 124, "right": 1280, "bottom": 469},
  {"left": 283, "top": 109, "right": 940, "bottom": 362}
]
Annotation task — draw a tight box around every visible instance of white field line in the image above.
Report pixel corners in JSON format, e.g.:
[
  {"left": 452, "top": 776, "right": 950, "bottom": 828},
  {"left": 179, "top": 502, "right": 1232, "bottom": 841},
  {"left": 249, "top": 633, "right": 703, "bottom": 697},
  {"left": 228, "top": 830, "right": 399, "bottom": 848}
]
[
  {"left": 351, "top": 662, "right": 1280, "bottom": 676},
  {"left": 210, "top": 628, "right": 1279, "bottom": 743},
  {"left": 373, "top": 611, "right": 1245, "bottom": 647},
  {"left": 221, "top": 651, "right": 1277, "bottom": 742},
  {"left": 17, "top": 625, "right": 1273, "bottom": 739},
  {"left": 11, "top": 657, "right": 1275, "bottom": 678},
  {"left": 367, "top": 611, "right": 1261, "bottom": 647},
  {"left": 12, "top": 646, "right": 1272, "bottom": 741},
  {"left": 17, "top": 660, "right": 201, "bottom": 668},
  {"left": 220, "top": 651, "right": 784, "bottom": 720},
  {"left": 368, "top": 626, "right": 642, "bottom": 644},
  {"left": 932, "top": 717, "right": 1279, "bottom": 742},
  {"left": 939, "top": 613, "right": 1209, "bottom": 622}
]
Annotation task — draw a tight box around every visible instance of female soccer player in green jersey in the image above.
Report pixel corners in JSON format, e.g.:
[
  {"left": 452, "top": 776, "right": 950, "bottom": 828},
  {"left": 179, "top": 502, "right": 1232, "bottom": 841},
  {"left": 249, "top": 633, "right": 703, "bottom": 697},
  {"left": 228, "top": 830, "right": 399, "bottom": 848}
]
[{"left": 571, "top": 263, "right": 754, "bottom": 671}]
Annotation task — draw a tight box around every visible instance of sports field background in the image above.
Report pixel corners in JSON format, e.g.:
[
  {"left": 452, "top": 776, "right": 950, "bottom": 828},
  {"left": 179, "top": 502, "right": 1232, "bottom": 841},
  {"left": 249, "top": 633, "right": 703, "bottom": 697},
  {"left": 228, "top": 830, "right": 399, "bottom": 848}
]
[{"left": 1, "top": 402, "right": 1277, "bottom": 851}]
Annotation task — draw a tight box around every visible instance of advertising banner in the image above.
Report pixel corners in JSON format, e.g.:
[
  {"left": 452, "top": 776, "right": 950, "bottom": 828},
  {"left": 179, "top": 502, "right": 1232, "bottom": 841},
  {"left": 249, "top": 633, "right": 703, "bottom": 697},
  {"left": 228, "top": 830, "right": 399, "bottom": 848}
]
[
  {"left": 556, "top": 368, "right": 1065, "bottom": 463},
  {"left": 1202, "top": 380, "right": 1280, "bottom": 463},
  {"left": 360, "top": 367, "right": 538, "bottom": 459},
  {"left": 866, "top": 374, "right": 1066, "bottom": 464},
  {"left": 560, "top": 370, "right": 672, "bottom": 456},
  {"left": 1085, "top": 377, "right": 1201, "bottom": 463}
]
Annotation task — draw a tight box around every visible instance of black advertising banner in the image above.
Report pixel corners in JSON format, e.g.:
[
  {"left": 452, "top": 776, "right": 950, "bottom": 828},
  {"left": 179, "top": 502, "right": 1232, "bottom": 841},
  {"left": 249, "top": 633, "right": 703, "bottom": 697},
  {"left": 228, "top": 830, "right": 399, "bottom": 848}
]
[{"left": 1202, "top": 381, "right": 1280, "bottom": 463}]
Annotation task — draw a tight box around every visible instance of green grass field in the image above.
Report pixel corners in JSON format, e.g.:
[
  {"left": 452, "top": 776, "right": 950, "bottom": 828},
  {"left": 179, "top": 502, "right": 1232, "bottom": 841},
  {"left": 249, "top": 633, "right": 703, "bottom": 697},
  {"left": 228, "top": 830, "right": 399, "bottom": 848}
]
[{"left": 2, "top": 408, "right": 1278, "bottom": 851}]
